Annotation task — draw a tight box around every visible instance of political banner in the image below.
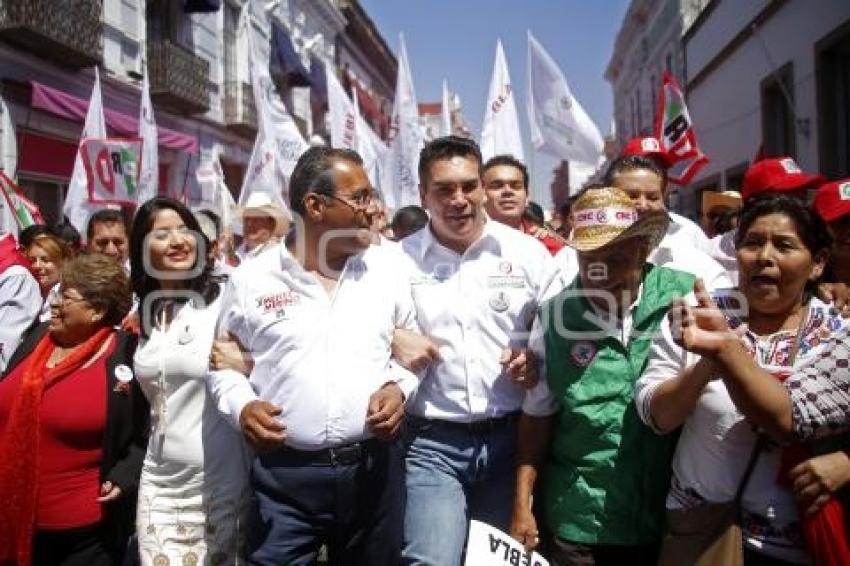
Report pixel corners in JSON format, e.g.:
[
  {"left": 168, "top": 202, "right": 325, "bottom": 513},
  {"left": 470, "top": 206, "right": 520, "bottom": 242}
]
[
  {"left": 654, "top": 71, "right": 708, "bottom": 186},
  {"left": 464, "top": 520, "right": 549, "bottom": 566},
  {"left": 80, "top": 137, "right": 143, "bottom": 205}
]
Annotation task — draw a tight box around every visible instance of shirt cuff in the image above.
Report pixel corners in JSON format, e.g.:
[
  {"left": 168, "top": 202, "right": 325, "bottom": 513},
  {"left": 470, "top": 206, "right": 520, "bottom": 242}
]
[
  {"left": 387, "top": 361, "right": 420, "bottom": 400},
  {"left": 209, "top": 369, "right": 259, "bottom": 431}
]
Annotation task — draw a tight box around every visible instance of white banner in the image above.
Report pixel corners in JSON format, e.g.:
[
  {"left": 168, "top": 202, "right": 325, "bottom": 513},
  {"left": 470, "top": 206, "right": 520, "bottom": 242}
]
[
  {"left": 137, "top": 69, "right": 159, "bottom": 204},
  {"left": 63, "top": 67, "right": 108, "bottom": 237},
  {"left": 81, "top": 137, "right": 142, "bottom": 205},
  {"left": 527, "top": 32, "right": 603, "bottom": 168},
  {"left": 196, "top": 146, "right": 236, "bottom": 234},
  {"left": 481, "top": 39, "right": 524, "bottom": 162},
  {"left": 380, "top": 33, "right": 423, "bottom": 210},
  {"left": 441, "top": 79, "right": 452, "bottom": 137},
  {"left": 240, "top": 0, "right": 307, "bottom": 217},
  {"left": 464, "top": 520, "right": 549, "bottom": 566},
  {"left": 327, "top": 65, "right": 359, "bottom": 151}
]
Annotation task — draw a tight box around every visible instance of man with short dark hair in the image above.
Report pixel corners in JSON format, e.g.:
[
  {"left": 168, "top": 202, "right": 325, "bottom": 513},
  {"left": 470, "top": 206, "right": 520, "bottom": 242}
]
[
  {"left": 210, "top": 146, "right": 418, "bottom": 565},
  {"left": 399, "top": 136, "right": 559, "bottom": 565},
  {"left": 390, "top": 205, "right": 428, "bottom": 241},
  {"left": 482, "top": 154, "right": 565, "bottom": 255},
  {"left": 86, "top": 208, "right": 129, "bottom": 263}
]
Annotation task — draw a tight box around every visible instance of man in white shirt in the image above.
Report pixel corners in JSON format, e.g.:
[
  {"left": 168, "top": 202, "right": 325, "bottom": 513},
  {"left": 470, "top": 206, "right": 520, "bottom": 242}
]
[
  {"left": 86, "top": 208, "right": 130, "bottom": 264},
  {"left": 398, "top": 136, "right": 559, "bottom": 565},
  {"left": 234, "top": 192, "right": 288, "bottom": 263},
  {"left": 209, "top": 147, "right": 419, "bottom": 565},
  {"left": 0, "top": 233, "right": 40, "bottom": 371}
]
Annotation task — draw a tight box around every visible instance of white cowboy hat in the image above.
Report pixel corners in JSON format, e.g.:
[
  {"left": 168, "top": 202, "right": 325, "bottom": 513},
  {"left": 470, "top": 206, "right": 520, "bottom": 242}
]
[{"left": 238, "top": 193, "right": 289, "bottom": 237}]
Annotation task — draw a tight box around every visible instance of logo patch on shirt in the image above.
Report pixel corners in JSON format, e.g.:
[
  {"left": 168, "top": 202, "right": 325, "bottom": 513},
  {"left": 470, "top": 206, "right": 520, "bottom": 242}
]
[
  {"left": 489, "top": 291, "right": 510, "bottom": 312},
  {"left": 570, "top": 341, "right": 598, "bottom": 367},
  {"left": 498, "top": 261, "right": 513, "bottom": 274},
  {"left": 255, "top": 290, "right": 301, "bottom": 317},
  {"left": 840, "top": 182, "right": 850, "bottom": 200}
]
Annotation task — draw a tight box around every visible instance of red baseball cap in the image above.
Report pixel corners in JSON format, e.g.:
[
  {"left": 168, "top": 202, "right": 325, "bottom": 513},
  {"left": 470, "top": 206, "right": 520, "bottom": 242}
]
[
  {"left": 813, "top": 179, "right": 850, "bottom": 223},
  {"left": 621, "top": 136, "right": 674, "bottom": 168},
  {"left": 741, "top": 157, "right": 825, "bottom": 201}
]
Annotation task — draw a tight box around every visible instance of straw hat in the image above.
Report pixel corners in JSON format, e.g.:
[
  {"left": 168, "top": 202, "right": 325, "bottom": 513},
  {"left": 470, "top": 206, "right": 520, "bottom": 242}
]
[
  {"left": 568, "top": 186, "right": 669, "bottom": 252},
  {"left": 702, "top": 190, "right": 742, "bottom": 214},
  {"left": 238, "top": 193, "right": 289, "bottom": 237}
]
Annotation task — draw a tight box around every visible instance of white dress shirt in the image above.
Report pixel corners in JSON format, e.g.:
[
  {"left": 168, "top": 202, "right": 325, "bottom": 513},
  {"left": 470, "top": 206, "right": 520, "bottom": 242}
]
[
  {"left": 708, "top": 230, "right": 739, "bottom": 286},
  {"left": 0, "top": 265, "right": 41, "bottom": 372},
  {"left": 208, "top": 240, "right": 419, "bottom": 450},
  {"left": 399, "top": 219, "right": 561, "bottom": 422}
]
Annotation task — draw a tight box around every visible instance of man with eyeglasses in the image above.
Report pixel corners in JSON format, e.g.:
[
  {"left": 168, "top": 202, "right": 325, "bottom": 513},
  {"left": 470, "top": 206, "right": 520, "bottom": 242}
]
[
  {"left": 208, "top": 147, "right": 419, "bottom": 565},
  {"left": 396, "top": 136, "right": 560, "bottom": 565}
]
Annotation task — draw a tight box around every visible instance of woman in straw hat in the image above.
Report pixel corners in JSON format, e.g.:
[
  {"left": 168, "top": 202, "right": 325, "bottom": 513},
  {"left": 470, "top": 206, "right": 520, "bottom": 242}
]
[{"left": 512, "top": 186, "right": 695, "bottom": 565}]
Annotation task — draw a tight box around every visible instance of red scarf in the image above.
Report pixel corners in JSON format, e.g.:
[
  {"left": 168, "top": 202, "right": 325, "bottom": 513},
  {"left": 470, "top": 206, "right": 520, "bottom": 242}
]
[{"left": 0, "top": 327, "right": 113, "bottom": 566}]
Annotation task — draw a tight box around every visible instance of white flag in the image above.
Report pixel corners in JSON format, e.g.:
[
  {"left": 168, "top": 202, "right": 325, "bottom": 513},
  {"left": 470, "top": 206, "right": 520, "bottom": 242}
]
[
  {"left": 0, "top": 93, "right": 17, "bottom": 235},
  {"left": 64, "top": 67, "right": 108, "bottom": 237},
  {"left": 196, "top": 146, "right": 236, "bottom": 234},
  {"left": 527, "top": 31, "right": 603, "bottom": 167},
  {"left": 381, "top": 33, "right": 423, "bottom": 210},
  {"left": 326, "top": 65, "right": 359, "bottom": 151},
  {"left": 137, "top": 69, "right": 159, "bottom": 205},
  {"left": 240, "top": 1, "right": 308, "bottom": 215},
  {"left": 441, "top": 79, "right": 452, "bottom": 137},
  {"left": 355, "top": 93, "right": 388, "bottom": 196},
  {"left": 480, "top": 40, "right": 524, "bottom": 162}
]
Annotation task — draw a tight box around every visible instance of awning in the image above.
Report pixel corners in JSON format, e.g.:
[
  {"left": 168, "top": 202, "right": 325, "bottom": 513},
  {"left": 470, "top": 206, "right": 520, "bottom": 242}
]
[
  {"left": 271, "top": 22, "right": 311, "bottom": 88},
  {"left": 30, "top": 81, "right": 199, "bottom": 154},
  {"left": 309, "top": 56, "right": 327, "bottom": 110},
  {"left": 183, "top": 0, "right": 221, "bottom": 13}
]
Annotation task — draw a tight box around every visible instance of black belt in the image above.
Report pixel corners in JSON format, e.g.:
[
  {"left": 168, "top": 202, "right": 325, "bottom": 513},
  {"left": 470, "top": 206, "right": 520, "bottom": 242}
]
[
  {"left": 273, "top": 440, "right": 373, "bottom": 466},
  {"left": 413, "top": 412, "right": 520, "bottom": 435}
]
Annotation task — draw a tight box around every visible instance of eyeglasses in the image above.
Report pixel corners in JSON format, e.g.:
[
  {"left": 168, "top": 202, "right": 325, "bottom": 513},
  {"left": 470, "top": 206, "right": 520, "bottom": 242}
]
[{"left": 322, "top": 191, "right": 377, "bottom": 212}]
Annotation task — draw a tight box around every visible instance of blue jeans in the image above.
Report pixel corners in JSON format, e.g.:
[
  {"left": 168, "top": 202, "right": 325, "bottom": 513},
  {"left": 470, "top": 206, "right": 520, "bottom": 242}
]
[
  {"left": 247, "top": 439, "right": 404, "bottom": 566},
  {"left": 401, "top": 415, "right": 518, "bottom": 566}
]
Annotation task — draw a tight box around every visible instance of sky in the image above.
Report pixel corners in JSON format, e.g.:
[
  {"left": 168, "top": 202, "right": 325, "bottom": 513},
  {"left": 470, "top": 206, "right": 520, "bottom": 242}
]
[{"left": 360, "top": 0, "right": 630, "bottom": 208}]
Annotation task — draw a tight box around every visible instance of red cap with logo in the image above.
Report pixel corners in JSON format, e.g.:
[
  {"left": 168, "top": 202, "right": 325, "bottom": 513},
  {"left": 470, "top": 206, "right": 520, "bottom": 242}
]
[
  {"left": 741, "top": 157, "right": 825, "bottom": 201},
  {"left": 813, "top": 179, "right": 850, "bottom": 223},
  {"left": 621, "top": 136, "right": 674, "bottom": 168}
]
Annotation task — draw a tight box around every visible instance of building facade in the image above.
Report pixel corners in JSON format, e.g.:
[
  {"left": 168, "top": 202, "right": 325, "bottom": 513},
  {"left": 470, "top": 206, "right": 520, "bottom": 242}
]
[
  {"left": 684, "top": 0, "right": 850, "bottom": 209},
  {"left": 605, "top": 0, "right": 710, "bottom": 150},
  {"left": 0, "top": 0, "right": 393, "bottom": 227}
]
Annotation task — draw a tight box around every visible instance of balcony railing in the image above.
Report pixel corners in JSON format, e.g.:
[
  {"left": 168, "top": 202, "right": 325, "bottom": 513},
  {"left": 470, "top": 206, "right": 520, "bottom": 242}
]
[
  {"left": 223, "top": 80, "right": 257, "bottom": 136},
  {"left": 0, "top": 0, "right": 102, "bottom": 67},
  {"left": 147, "top": 39, "right": 210, "bottom": 115}
]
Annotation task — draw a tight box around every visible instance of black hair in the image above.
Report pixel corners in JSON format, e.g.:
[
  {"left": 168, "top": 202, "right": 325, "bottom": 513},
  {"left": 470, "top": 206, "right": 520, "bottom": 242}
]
[
  {"left": 735, "top": 194, "right": 832, "bottom": 276},
  {"left": 709, "top": 207, "right": 740, "bottom": 236},
  {"left": 482, "top": 154, "right": 529, "bottom": 190},
  {"left": 604, "top": 154, "right": 668, "bottom": 188},
  {"left": 86, "top": 208, "right": 128, "bottom": 240},
  {"left": 289, "top": 146, "right": 363, "bottom": 215},
  {"left": 196, "top": 209, "right": 222, "bottom": 239},
  {"left": 418, "top": 135, "right": 482, "bottom": 188},
  {"left": 18, "top": 224, "right": 53, "bottom": 249},
  {"left": 129, "top": 197, "right": 220, "bottom": 334},
  {"left": 391, "top": 205, "right": 428, "bottom": 240},
  {"left": 524, "top": 201, "right": 545, "bottom": 226},
  {"left": 53, "top": 219, "right": 82, "bottom": 250}
]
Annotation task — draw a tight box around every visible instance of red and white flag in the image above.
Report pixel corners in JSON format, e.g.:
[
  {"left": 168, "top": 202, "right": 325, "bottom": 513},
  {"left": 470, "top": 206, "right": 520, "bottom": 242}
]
[
  {"left": 0, "top": 171, "right": 45, "bottom": 233},
  {"left": 654, "top": 71, "right": 708, "bottom": 186}
]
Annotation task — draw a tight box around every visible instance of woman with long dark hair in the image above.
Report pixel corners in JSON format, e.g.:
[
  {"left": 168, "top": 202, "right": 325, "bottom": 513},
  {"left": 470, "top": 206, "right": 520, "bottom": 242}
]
[{"left": 129, "top": 197, "right": 249, "bottom": 564}]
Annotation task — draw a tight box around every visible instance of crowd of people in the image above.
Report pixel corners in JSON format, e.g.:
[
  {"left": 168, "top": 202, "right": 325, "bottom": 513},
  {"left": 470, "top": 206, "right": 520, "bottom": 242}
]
[{"left": 0, "top": 133, "right": 850, "bottom": 566}]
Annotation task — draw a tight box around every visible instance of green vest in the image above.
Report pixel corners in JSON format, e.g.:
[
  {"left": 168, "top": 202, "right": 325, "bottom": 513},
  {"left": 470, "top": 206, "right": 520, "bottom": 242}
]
[{"left": 541, "top": 264, "right": 695, "bottom": 545}]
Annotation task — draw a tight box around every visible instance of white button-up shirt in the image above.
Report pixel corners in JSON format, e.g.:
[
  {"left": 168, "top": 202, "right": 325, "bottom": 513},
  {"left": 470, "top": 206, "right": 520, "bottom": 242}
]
[
  {"left": 0, "top": 265, "right": 41, "bottom": 372},
  {"left": 399, "top": 219, "right": 561, "bottom": 422},
  {"left": 208, "top": 241, "right": 419, "bottom": 450}
]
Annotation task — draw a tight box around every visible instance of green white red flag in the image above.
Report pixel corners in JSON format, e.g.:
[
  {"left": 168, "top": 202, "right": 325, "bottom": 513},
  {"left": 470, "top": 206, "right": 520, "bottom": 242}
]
[
  {"left": 654, "top": 71, "right": 708, "bottom": 186},
  {"left": 0, "top": 171, "right": 44, "bottom": 232}
]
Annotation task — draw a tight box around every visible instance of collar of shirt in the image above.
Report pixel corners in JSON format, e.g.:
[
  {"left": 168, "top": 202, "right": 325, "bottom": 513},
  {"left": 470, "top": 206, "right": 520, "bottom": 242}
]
[{"left": 415, "top": 214, "right": 503, "bottom": 262}]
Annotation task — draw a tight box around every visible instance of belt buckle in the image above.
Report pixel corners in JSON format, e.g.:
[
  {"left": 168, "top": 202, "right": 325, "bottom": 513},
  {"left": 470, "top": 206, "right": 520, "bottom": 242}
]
[{"left": 328, "top": 443, "right": 361, "bottom": 466}]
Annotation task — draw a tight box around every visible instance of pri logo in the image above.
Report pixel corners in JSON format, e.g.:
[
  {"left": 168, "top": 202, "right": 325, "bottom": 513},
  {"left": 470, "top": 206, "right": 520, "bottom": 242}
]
[
  {"left": 839, "top": 182, "right": 850, "bottom": 201},
  {"left": 595, "top": 209, "right": 608, "bottom": 224},
  {"left": 780, "top": 158, "right": 802, "bottom": 175},
  {"left": 640, "top": 138, "right": 660, "bottom": 152},
  {"left": 498, "top": 261, "right": 513, "bottom": 274},
  {"left": 570, "top": 341, "right": 597, "bottom": 367}
]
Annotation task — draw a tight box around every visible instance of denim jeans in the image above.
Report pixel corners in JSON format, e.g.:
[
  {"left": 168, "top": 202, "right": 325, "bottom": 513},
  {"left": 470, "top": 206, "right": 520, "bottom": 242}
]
[
  {"left": 247, "top": 439, "right": 404, "bottom": 566},
  {"left": 401, "top": 415, "right": 518, "bottom": 566}
]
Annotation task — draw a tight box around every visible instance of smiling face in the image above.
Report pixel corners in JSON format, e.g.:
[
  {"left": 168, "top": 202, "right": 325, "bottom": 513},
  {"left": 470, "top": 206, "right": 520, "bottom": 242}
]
[
  {"left": 420, "top": 154, "right": 486, "bottom": 253},
  {"left": 26, "top": 243, "right": 61, "bottom": 296},
  {"left": 737, "top": 213, "right": 826, "bottom": 317},
  {"left": 48, "top": 285, "right": 104, "bottom": 344},
  {"left": 146, "top": 208, "right": 198, "bottom": 279},
  {"left": 89, "top": 221, "right": 129, "bottom": 262},
  {"left": 483, "top": 164, "right": 528, "bottom": 228},
  {"left": 609, "top": 168, "right": 667, "bottom": 214}
]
